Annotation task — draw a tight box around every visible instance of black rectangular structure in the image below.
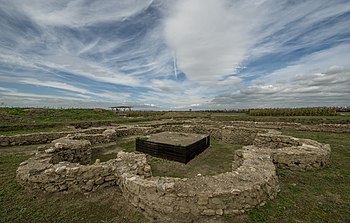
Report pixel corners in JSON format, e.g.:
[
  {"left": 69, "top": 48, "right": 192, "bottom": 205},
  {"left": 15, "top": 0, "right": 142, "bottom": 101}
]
[{"left": 136, "top": 132, "right": 210, "bottom": 164}]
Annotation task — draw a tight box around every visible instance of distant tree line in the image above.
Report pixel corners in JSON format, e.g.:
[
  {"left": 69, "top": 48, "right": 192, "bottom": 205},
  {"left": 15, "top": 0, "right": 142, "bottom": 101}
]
[{"left": 249, "top": 107, "right": 337, "bottom": 116}]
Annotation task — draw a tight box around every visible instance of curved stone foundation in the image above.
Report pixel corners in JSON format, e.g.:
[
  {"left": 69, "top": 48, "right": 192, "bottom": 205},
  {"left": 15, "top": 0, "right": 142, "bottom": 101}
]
[
  {"left": 16, "top": 122, "right": 331, "bottom": 222},
  {"left": 17, "top": 141, "right": 152, "bottom": 193},
  {"left": 118, "top": 150, "right": 278, "bottom": 222},
  {"left": 253, "top": 132, "right": 331, "bottom": 170}
]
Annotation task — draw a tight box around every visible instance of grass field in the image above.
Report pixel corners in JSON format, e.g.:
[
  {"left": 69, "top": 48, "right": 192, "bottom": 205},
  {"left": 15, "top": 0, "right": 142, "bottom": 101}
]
[
  {"left": 1, "top": 108, "right": 350, "bottom": 222},
  {"left": 0, "top": 108, "right": 155, "bottom": 135},
  {"left": 211, "top": 113, "right": 350, "bottom": 124},
  {"left": 1, "top": 130, "right": 349, "bottom": 222},
  {"left": 225, "top": 130, "right": 350, "bottom": 223},
  {"left": 0, "top": 108, "right": 118, "bottom": 125},
  {"left": 147, "top": 139, "right": 241, "bottom": 178},
  {"left": 1, "top": 108, "right": 349, "bottom": 136}
]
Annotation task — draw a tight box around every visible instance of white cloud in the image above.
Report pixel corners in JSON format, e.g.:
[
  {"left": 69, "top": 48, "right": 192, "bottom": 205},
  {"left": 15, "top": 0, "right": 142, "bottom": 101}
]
[
  {"left": 260, "top": 43, "right": 350, "bottom": 83},
  {"left": 42, "top": 53, "right": 141, "bottom": 87},
  {"left": 216, "top": 76, "right": 241, "bottom": 87},
  {"left": 16, "top": 0, "right": 154, "bottom": 27},
  {"left": 213, "top": 64, "right": 350, "bottom": 108},
  {"left": 1, "top": 0, "right": 349, "bottom": 109},
  {"left": 164, "top": 0, "right": 251, "bottom": 83},
  {"left": 19, "top": 79, "right": 90, "bottom": 94},
  {"left": 0, "top": 87, "right": 88, "bottom": 101}
]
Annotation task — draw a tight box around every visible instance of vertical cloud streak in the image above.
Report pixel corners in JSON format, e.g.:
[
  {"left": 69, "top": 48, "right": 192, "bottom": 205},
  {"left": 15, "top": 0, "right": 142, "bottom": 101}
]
[{"left": 164, "top": 0, "right": 250, "bottom": 83}]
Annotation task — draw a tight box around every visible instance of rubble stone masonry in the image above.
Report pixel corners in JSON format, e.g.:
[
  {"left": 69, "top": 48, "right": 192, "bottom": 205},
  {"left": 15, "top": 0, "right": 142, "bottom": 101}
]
[{"left": 16, "top": 122, "right": 331, "bottom": 222}]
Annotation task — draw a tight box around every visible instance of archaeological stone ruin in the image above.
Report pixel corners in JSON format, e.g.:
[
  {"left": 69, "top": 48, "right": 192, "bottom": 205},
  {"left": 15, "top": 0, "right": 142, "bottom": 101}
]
[{"left": 11, "top": 120, "right": 331, "bottom": 222}]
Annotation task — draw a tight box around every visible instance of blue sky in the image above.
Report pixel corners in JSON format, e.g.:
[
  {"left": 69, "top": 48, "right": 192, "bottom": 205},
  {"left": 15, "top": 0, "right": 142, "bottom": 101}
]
[{"left": 0, "top": 0, "right": 349, "bottom": 110}]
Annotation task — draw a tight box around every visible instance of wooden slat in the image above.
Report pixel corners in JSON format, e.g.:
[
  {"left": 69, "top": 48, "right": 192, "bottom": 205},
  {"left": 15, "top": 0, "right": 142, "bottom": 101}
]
[{"left": 136, "top": 135, "right": 210, "bottom": 164}]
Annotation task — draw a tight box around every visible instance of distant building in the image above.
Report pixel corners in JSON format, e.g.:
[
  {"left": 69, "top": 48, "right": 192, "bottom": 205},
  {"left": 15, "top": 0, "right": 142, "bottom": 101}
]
[
  {"left": 335, "top": 106, "right": 350, "bottom": 112},
  {"left": 110, "top": 106, "right": 132, "bottom": 112}
]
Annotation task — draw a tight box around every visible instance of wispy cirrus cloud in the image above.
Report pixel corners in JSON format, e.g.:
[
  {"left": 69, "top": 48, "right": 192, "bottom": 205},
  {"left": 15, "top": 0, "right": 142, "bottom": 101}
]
[
  {"left": 0, "top": 0, "right": 349, "bottom": 109},
  {"left": 14, "top": 0, "right": 154, "bottom": 27}
]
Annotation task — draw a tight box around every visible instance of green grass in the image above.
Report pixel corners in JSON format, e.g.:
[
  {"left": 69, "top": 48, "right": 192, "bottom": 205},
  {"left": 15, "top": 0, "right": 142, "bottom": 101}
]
[
  {"left": 1, "top": 108, "right": 350, "bottom": 222},
  {"left": 0, "top": 148, "right": 147, "bottom": 223},
  {"left": 224, "top": 130, "right": 350, "bottom": 223},
  {"left": 1, "top": 108, "right": 349, "bottom": 136},
  {"left": 1, "top": 131, "right": 349, "bottom": 222},
  {"left": 90, "top": 137, "right": 137, "bottom": 164},
  {"left": 211, "top": 113, "right": 350, "bottom": 124},
  {"left": 0, "top": 126, "right": 71, "bottom": 136},
  {"left": 0, "top": 108, "right": 118, "bottom": 125},
  {"left": 89, "top": 137, "right": 241, "bottom": 178},
  {"left": 148, "top": 139, "right": 242, "bottom": 178},
  {"left": 0, "top": 108, "right": 161, "bottom": 136}
]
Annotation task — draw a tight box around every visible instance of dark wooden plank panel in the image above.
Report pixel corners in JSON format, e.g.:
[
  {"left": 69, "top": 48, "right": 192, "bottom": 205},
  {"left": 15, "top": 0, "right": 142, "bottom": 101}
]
[{"left": 136, "top": 135, "right": 210, "bottom": 164}]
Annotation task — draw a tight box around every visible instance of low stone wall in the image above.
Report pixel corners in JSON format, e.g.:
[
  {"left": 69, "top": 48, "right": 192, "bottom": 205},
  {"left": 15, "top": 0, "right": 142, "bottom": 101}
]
[
  {"left": 42, "top": 138, "right": 92, "bottom": 165},
  {"left": 2, "top": 119, "right": 349, "bottom": 147},
  {"left": 221, "top": 126, "right": 265, "bottom": 145},
  {"left": 0, "top": 132, "right": 69, "bottom": 147},
  {"left": 17, "top": 144, "right": 151, "bottom": 193},
  {"left": 253, "top": 133, "right": 331, "bottom": 170},
  {"left": 16, "top": 135, "right": 279, "bottom": 222},
  {"left": 119, "top": 149, "right": 278, "bottom": 222},
  {"left": 0, "top": 126, "right": 156, "bottom": 147},
  {"left": 16, "top": 122, "right": 332, "bottom": 222},
  {"left": 0, "top": 127, "right": 106, "bottom": 147}
]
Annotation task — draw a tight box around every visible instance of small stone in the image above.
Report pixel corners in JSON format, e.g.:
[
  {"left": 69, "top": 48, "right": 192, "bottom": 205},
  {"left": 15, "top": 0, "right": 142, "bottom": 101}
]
[
  {"left": 54, "top": 143, "right": 63, "bottom": 149},
  {"left": 0, "top": 141, "right": 9, "bottom": 146},
  {"left": 164, "top": 182, "right": 175, "bottom": 192},
  {"left": 19, "top": 161, "right": 28, "bottom": 166},
  {"left": 197, "top": 194, "right": 209, "bottom": 205},
  {"left": 249, "top": 167, "right": 256, "bottom": 172},
  {"left": 143, "top": 165, "right": 151, "bottom": 173},
  {"left": 45, "top": 148, "right": 55, "bottom": 153},
  {"left": 211, "top": 198, "right": 224, "bottom": 206},
  {"left": 202, "top": 209, "right": 216, "bottom": 216},
  {"left": 85, "top": 180, "right": 94, "bottom": 191},
  {"left": 29, "top": 168, "right": 45, "bottom": 176},
  {"left": 216, "top": 209, "right": 224, "bottom": 215},
  {"left": 179, "top": 207, "right": 190, "bottom": 214},
  {"left": 231, "top": 189, "right": 241, "bottom": 194},
  {"left": 177, "top": 193, "right": 187, "bottom": 197},
  {"left": 105, "top": 175, "right": 115, "bottom": 181},
  {"left": 156, "top": 181, "right": 166, "bottom": 194},
  {"left": 231, "top": 210, "right": 240, "bottom": 214},
  {"left": 55, "top": 166, "right": 67, "bottom": 174},
  {"left": 45, "top": 184, "right": 58, "bottom": 192},
  {"left": 39, "top": 158, "right": 51, "bottom": 163},
  {"left": 44, "top": 168, "right": 54, "bottom": 174},
  {"left": 95, "top": 177, "right": 104, "bottom": 185},
  {"left": 95, "top": 159, "right": 100, "bottom": 164},
  {"left": 188, "top": 190, "right": 196, "bottom": 197},
  {"left": 103, "top": 129, "right": 116, "bottom": 135},
  {"left": 59, "top": 184, "right": 68, "bottom": 191},
  {"left": 70, "top": 167, "right": 80, "bottom": 173}
]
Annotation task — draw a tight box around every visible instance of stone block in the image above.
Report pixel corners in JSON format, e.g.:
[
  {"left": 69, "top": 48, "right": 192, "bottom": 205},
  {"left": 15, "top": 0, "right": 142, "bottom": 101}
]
[
  {"left": 197, "top": 194, "right": 209, "bottom": 205},
  {"left": 202, "top": 209, "right": 216, "bottom": 216}
]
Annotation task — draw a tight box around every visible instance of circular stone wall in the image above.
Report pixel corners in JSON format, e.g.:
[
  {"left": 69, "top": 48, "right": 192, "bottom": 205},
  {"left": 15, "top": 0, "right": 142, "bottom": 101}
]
[{"left": 16, "top": 121, "right": 331, "bottom": 222}]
